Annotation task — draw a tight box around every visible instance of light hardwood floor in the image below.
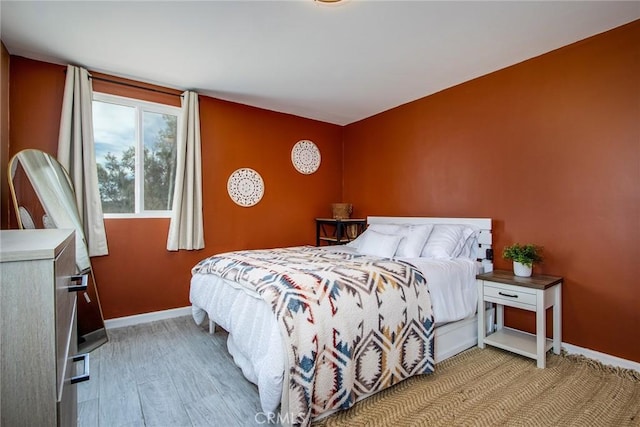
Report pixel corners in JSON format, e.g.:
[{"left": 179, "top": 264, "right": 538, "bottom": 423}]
[{"left": 77, "top": 316, "right": 277, "bottom": 427}]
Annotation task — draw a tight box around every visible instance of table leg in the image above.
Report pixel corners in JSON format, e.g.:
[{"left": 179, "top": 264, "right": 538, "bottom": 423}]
[
  {"left": 477, "top": 280, "right": 486, "bottom": 348},
  {"left": 553, "top": 283, "right": 562, "bottom": 354},
  {"left": 536, "top": 297, "right": 546, "bottom": 368},
  {"left": 496, "top": 304, "right": 504, "bottom": 331}
]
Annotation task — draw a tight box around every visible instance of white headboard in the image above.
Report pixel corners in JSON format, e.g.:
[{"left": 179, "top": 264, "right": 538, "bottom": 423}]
[{"left": 367, "top": 216, "right": 493, "bottom": 272}]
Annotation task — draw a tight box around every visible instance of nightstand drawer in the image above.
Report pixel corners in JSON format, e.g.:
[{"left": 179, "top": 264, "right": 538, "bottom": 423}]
[{"left": 484, "top": 282, "right": 537, "bottom": 307}]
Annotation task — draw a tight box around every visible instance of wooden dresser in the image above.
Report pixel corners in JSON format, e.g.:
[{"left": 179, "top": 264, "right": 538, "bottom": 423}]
[{"left": 1, "top": 229, "right": 89, "bottom": 426}]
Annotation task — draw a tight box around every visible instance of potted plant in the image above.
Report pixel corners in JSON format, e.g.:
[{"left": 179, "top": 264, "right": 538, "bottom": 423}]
[{"left": 502, "top": 243, "right": 543, "bottom": 277}]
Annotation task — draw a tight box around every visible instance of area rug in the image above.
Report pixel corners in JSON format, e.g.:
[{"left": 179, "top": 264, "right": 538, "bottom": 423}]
[{"left": 314, "top": 347, "right": 640, "bottom": 426}]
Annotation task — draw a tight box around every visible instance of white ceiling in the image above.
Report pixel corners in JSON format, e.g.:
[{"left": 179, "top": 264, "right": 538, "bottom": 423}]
[{"left": 1, "top": 1, "right": 638, "bottom": 125}]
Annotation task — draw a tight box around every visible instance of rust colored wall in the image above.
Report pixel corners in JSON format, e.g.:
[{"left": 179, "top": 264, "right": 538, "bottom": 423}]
[
  {"left": 1, "top": 42, "right": 11, "bottom": 228},
  {"left": 7, "top": 58, "right": 64, "bottom": 157},
  {"left": 4, "top": 57, "right": 66, "bottom": 230},
  {"left": 343, "top": 21, "right": 640, "bottom": 362},
  {"left": 5, "top": 56, "right": 343, "bottom": 319},
  {"left": 4, "top": 21, "right": 638, "bottom": 363}
]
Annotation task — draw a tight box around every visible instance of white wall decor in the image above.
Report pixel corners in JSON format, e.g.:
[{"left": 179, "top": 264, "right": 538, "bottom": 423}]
[
  {"left": 291, "top": 140, "right": 321, "bottom": 174},
  {"left": 227, "top": 168, "right": 264, "bottom": 207}
]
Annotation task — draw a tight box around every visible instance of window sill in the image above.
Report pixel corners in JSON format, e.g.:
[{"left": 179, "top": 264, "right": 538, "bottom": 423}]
[{"left": 104, "top": 212, "right": 172, "bottom": 219}]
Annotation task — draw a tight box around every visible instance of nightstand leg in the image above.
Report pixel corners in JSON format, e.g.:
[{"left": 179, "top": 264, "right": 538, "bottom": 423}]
[
  {"left": 477, "top": 279, "right": 485, "bottom": 348},
  {"left": 536, "top": 301, "right": 546, "bottom": 368},
  {"left": 496, "top": 304, "right": 504, "bottom": 331},
  {"left": 553, "top": 283, "right": 562, "bottom": 354}
]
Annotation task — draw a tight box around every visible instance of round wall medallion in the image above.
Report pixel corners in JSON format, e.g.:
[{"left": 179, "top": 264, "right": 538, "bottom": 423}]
[
  {"left": 291, "top": 140, "right": 321, "bottom": 174},
  {"left": 227, "top": 168, "right": 264, "bottom": 207}
]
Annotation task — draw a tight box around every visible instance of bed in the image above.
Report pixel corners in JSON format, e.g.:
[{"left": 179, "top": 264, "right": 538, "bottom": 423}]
[{"left": 190, "top": 216, "right": 493, "bottom": 426}]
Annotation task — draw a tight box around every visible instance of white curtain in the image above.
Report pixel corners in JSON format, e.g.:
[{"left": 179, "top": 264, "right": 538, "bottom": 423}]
[
  {"left": 57, "top": 65, "right": 109, "bottom": 257},
  {"left": 167, "top": 90, "right": 204, "bottom": 250}
]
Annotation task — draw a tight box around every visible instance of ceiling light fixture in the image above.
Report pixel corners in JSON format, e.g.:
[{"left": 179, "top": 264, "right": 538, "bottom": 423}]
[{"left": 314, "top": 0, "right": 345, "bottom": 5}]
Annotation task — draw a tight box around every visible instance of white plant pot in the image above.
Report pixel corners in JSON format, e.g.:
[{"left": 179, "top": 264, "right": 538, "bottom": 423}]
[{"left": 513, "top": 261, "right": 532, "bottom": 277}]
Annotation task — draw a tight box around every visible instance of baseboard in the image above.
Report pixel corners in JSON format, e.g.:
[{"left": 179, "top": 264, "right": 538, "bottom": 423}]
[
  {"left": 104, "top": 306, "right": 191, "bottom": 330},
  {"left": 562, "top": 342, "right": 640, "bottom": 373}
]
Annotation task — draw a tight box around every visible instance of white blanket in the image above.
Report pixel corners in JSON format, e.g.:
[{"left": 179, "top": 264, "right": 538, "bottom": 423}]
[{"left": 190, "top": 247, "right": 477, "bottom": 414}]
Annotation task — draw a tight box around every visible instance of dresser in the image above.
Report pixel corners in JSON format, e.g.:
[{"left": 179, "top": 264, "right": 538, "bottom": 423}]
[{"left": 1, "top": 229, "right": 90, "bottom": 426}]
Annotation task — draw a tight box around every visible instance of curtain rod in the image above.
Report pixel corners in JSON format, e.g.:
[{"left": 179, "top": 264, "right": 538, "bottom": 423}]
[{"left": 89, "top": 75, "right": 183, "bottom": 97}]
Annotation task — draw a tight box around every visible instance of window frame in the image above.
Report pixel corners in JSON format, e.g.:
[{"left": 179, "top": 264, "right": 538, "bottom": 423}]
[{"left": 93, "top": 92, "right": 182, "bottom": 219}]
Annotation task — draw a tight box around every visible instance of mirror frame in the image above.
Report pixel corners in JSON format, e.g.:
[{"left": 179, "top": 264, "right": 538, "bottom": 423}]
[{"left": 8, "top": 149, "right": 108, "bottom": 353}]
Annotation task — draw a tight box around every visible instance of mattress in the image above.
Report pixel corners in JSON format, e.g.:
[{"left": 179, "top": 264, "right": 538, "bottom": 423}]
[{"left": 190, "top": 246, "right": 478, "bottom": 414}]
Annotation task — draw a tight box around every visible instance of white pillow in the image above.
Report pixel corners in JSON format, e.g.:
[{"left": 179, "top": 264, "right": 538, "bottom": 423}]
[
  {"left": 457, "top": 228, "right": 480, "bottom": 259},
  {"left": 357, "top": 230, "right": 404, "bottom": 258},
  {"left": 395, "top": 224, "right": 434, "bottom": 258},
  {"left": 421, "top": 224, "right": 475, "bottom": 259},
  {"left": 346, "top": 224, "right": 403, "bottom": 249}
]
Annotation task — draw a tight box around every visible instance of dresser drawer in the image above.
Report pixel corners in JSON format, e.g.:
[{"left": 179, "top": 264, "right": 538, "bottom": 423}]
[
  {"left": 55, "top": 238, "right": 77, "bottom": 397},
  {"left": 57, "top": 373, "right": 77, "bottom": 427},
  {"left": 58, "top": 306, "right": 78, "bottom": 426},
  {"left": 484, "top": 282, "right": 537, "bottom": 307}
]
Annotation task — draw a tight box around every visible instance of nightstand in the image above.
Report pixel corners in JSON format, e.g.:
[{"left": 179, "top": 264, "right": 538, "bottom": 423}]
[
  {"left": 315, "top": 218, "right": 366, "bottom": 246},
  {"left": 476, "top": 270, "right": 562, "bottom": 368}
]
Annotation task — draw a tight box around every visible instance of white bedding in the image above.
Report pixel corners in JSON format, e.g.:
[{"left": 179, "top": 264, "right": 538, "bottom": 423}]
[{"left": 190, "top": 245, "right": 478, "bottom": 414}]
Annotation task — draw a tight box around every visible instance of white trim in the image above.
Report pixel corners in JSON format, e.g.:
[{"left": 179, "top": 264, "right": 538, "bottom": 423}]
[
  {"left": 562, "top": 342, "right": 640, "bottom": 373},
  {"left": 103, "top": 211, "right": 172, "bottom": 219},
  {"left": 93, "top": 91, "right": 180, "bottom": 219},
  {"left": 104, "top": 306, "right": 191, "bottom": 330}
]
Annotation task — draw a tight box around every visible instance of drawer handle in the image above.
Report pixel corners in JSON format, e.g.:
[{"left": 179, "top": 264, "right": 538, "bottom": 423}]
[
  {"left": 498, "top": 291, "right": 519, "bottom": 298},
  {"left": 68, "top": 274, "right": 88, "bottom": 293},
  {"left": 71, "top": 353, "right": 90, "bottom": 384}
]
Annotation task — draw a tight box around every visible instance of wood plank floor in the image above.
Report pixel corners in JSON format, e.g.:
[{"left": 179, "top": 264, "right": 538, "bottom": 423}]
[{"left": 77, "top": 316, "right": 279, "bottom": 427}]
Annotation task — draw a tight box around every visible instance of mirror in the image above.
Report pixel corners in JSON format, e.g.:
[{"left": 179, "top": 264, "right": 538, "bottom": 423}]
[{"left": 8, "top": 149, "right": 108, "bottom": 353}]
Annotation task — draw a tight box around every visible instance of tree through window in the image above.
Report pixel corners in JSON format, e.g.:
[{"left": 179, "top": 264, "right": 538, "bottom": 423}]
[{"left": 92, "top": 93, "right": 180, "bottom": 217}]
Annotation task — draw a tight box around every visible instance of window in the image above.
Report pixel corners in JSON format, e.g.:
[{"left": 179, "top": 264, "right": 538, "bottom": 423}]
[{"left": 92, "top": 93, "right": 181, "bottom": 218}]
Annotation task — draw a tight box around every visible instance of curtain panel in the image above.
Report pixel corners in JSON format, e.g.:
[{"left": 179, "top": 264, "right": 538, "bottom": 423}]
[
  {"left": 57, "top": 65, "right": 109, "bottom": 257},
  {"left": 167, "top": 90, "right": 205, "bottom": 251}
]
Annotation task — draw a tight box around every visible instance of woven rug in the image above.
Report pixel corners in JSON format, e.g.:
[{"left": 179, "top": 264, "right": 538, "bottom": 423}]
[{"left": 314, "top": 347, "right": 640, "bottom": 427}]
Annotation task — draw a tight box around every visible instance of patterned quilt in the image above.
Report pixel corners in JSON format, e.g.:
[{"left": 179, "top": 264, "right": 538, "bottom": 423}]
[{"left": 192, "top": 246, "right": 434, "bottom": 426}]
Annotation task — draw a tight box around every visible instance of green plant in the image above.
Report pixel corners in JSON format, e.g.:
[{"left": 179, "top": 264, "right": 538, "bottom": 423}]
[{"left": 502, "top": 243, "right": 543, "bottom": 267}]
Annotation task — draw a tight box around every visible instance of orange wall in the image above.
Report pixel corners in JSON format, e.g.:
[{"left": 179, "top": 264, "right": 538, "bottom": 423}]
[
  {"left": 3, "top": 21, "right": 639, "bottom": 363},
  {"left": 5, "top": 57, "right": 343, "bottom": 319},
  {"left": 343, "top": 21, "right": 640, "bottom": 362}
]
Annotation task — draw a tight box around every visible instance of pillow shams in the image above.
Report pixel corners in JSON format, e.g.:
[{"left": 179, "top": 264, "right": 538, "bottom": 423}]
[
  {"left": 395, "top": 224, "right": 434, "bottom": 258},
  {"left": 357, "top": 230, "right": 404, "bottom": 258},
  {"left": 346, "top": 224, "right": 403, "bottom": 249},
  {"left": 457, "top": 228, "right": 480, "bottom": 259},
  {"left": 421, "top": 224, "right": 475, "bottom": 259}
]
